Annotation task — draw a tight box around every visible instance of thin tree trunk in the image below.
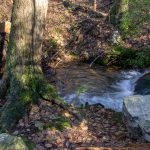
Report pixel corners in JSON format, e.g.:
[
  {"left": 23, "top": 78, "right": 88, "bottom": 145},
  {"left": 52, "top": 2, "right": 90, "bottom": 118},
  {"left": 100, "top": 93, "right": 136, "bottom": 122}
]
[
  {"left": 93, "top": 0, "right": 97, "bottom": 11},
  {"left": 108, "top": 0, "right": 129, "bottom": 29}
]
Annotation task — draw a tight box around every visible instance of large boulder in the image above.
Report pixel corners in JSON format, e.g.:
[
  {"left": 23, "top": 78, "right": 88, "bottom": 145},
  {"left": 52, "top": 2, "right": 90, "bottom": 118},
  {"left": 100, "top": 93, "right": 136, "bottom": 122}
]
[
  {"left": 0, "top": 133, "right": 28, "bottom": 150},
  {"left": 123, "top": 95, "right": 150, "bottom": 142}
]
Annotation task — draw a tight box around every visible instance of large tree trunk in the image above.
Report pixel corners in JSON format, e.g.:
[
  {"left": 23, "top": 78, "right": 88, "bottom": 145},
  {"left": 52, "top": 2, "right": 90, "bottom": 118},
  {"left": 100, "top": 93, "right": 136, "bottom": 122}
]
[{"left": 0, "top": 0, "right": 55, "bottom": 131}]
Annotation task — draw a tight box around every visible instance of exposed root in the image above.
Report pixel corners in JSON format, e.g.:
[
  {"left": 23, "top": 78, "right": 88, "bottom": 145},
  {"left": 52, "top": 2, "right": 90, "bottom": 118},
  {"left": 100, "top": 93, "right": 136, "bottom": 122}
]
[
  {"left": 38, "top": 90, "right": 82, "bottom": 121},
  {"left": 0, "top": 73, "right": 82, "bottom": 131}
]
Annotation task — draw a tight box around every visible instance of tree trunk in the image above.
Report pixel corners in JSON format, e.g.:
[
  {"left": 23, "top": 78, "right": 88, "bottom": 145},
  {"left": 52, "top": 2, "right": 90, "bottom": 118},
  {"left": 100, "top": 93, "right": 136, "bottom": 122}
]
[
  {"left": 0, "top": 0, "right": 56, "bottom": 131},
  {"left": 93, "top": 0, "right": 97, "bottom": 12},
  {"left": 108, "top": 0, "right": 129, "bottom": 30}
]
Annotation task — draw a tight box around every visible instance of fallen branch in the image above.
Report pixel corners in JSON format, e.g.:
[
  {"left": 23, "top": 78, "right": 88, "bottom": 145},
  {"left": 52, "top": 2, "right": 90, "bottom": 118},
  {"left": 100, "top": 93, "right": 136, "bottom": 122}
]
[{"left": 54, "top": 59, "right": 62, "bottom": 68}]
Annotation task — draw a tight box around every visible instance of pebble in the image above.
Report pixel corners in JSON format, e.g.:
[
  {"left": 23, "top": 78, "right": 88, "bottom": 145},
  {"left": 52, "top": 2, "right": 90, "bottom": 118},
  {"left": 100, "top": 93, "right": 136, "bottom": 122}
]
[
  {"left": 26, "top": 128, "right": 30, "bottom": 131},
  {"left": 45, "top": 143, "right": 52, "bottom": 148},
  {"left": 13, "top": 130, "right": 19, "bottom": 135}
]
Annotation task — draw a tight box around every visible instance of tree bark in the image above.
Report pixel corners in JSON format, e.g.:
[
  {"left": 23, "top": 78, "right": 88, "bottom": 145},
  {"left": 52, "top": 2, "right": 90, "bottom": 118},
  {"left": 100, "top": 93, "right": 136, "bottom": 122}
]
[
  {"left": 0, "top": 0, "right": 53, "bottom": 131},
  {"left": 108, "top": 0, "right": 129, "bottom": 30}
]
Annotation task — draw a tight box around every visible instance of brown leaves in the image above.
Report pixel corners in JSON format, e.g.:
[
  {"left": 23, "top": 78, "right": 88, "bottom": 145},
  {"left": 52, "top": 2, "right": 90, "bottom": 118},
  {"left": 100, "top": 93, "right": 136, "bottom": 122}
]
[{"left": 13, "top": 101, "right": 139, "bottom": 149}]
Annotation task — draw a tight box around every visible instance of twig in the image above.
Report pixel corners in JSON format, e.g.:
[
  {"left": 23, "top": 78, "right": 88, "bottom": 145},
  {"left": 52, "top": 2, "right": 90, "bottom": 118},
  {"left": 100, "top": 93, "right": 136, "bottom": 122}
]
[
  {"left": 54, "top": 59, "right": 62, "bottom": 68},
  {"left": 89, "top": 52, "right": 105, "bottom": 68},
  {"left": 50, "top": 51, "right": 59, "bottom": 61},
  {"left": 106, "top": 57, "right": 117, "bottom": 66}
]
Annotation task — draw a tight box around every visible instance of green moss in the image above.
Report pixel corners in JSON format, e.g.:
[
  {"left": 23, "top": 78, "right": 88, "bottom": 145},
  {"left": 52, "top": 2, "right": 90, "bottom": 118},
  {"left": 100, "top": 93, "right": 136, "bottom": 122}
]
[
  {"left": 109, "top": 1, "right": 118, "bottom": 25},
  {"left": 109, "top": 0, "right": 150, "bottom": 37},
  {"left": 54, "top": 27, "right": 63, "bottom": 34},
  {"left": 22, "top": 137, "right": 35, "bottom": 150},
  {"left": 48, "top": 37, "right": 58, "bottom": 50},
  {"left": 44, "top": 116, "right": 71, "bottom": 131},
  {"left": 0, "top": 71, "right": 63, "bottom": 131},
  {"left": 6, "top": 42, "right": 17, "bottom": 75},
  {"left": 37, "top": 78, "right": 59, "bottom": 100},
  {"left": 0, "top": 100, "right": 27, "bottom": 131},
  {"left": 112, "top": 112, "right": 123, "bottom": 123}
]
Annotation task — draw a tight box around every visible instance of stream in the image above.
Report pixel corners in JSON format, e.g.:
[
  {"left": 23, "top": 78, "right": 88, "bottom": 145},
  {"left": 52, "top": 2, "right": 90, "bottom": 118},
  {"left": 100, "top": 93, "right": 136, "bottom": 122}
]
[{"left": 48, "top": 63, "right": 150, "bottom": 112}]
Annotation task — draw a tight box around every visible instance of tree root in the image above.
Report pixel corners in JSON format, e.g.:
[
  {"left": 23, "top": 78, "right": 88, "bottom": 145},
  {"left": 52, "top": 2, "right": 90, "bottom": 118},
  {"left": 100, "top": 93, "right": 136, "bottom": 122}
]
[
  {"left": 38, "top": 91, "right": 82, "bottom": 121},
  {"left": 0, "top": 73, "right": 83, "bottom": 131}
]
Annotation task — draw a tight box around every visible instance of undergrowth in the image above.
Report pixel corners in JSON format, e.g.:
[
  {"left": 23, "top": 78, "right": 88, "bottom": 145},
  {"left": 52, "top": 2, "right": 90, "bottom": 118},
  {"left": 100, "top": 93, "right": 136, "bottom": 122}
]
[{"left": 101, "top": 46, "right": 150, "bottom": 68}]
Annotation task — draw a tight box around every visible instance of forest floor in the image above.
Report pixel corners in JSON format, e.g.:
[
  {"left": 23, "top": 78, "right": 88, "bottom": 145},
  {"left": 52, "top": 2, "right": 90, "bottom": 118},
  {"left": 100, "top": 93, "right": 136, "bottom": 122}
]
[
  {"left": 13, "top": 101, "right": 144, "bottom": 150},
  {"left": 42, "top": 0, "right": 150, "bottom": 64},
  {"left": 0, "top": 0, "right": 150, "bottom": 63}
]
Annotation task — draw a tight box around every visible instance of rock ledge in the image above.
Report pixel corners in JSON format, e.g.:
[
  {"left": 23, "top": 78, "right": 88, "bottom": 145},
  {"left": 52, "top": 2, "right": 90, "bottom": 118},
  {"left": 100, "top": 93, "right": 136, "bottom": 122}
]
[{"left": 123, "top": 95, "right": 150, "bottom": 142}]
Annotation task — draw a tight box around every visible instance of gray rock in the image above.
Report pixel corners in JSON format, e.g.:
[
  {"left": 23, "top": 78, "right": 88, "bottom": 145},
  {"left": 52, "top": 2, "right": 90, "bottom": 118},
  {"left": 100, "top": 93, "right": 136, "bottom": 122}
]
[
  {"left": 0, "top": 133, "right": 28, "bottom": 150},
  {"left": 123, "top": 95, "right": 150, "bottom": 142},
  {"left": 112, "top": 30, "right": 122, "bottom": 45}
]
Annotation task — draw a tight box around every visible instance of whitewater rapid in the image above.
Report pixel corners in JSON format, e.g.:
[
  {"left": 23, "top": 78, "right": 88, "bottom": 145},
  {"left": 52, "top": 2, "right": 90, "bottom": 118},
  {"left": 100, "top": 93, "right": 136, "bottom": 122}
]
[
  {"left": 63, "top": 70, "right": 150, "bottom": 111},
  {"left": 51, "top": 64, "right": 150, "bottom": 112}
]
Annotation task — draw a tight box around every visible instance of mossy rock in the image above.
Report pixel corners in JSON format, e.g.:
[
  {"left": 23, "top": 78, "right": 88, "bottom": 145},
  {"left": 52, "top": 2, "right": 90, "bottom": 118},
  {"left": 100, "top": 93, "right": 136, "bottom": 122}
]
[{"left": 0, "top": 133, "right": 28, "bottom": 150}]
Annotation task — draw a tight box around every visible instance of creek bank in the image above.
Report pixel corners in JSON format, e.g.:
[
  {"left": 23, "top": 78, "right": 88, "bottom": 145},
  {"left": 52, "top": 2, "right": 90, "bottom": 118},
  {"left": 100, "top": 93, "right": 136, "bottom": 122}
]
[{"left": 123, "top": 95, "right": 150, "bottom": 142}]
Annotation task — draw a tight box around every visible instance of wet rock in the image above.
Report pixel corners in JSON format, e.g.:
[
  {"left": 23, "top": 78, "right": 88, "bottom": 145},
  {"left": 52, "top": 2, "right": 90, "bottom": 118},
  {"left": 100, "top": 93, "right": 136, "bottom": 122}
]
[
  {"left": 45, "top": 143, "right": 52, "bottom": 148},
  {"left": 0, "top": 133, "right": 28, "bottom": 150},
  {"left": 134, "top": 73, "right": 150, "bottom": 95},
  {"left": 123, "top": 95, "right": 150, "bottom": 142}
]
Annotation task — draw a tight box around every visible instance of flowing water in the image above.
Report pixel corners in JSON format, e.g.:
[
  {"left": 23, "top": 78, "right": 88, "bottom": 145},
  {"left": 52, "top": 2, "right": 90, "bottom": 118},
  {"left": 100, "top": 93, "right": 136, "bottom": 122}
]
[{"left": 48, "top": 63, "right": 150, "bottom": 112}]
